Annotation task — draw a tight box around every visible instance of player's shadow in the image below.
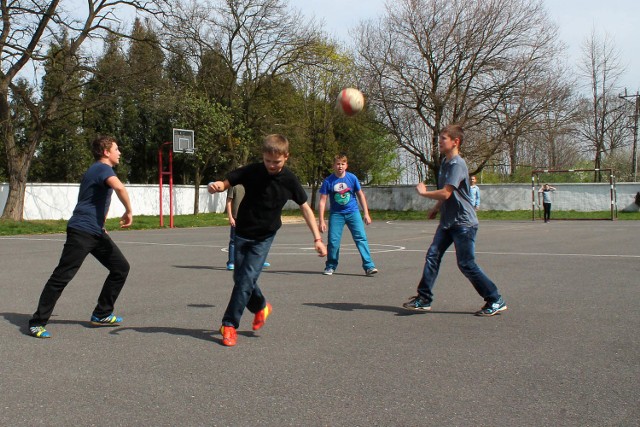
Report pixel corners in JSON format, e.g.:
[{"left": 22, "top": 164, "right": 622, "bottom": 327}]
[
  {"left": 174, "top": 265, "right": 217, "bottom": 270},
  {"left": 108, "top": 326, "right": 217, "bottom": 342},
  {"left": 303, "top": 302, "right": 474, "bottom": 316},
  {"left": 109, "top": 325, "right": 260, "bottom": 345},
  {"left": 173, "top": 265, "right": 330, "bottom": 276},
  {"left": 0, "top": 312, "right": 99, "bottom": 336}
]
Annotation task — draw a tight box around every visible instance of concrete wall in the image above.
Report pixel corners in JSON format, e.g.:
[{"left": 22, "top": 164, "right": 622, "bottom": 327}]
[{"left": 0, "top": 182, "right": 638, "bottom": 220}]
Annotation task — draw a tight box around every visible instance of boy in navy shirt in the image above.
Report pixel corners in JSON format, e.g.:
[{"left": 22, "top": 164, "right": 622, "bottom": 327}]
[
  {"left": 29, "top": 136, "right": 133, "bottom": 338},
  {"left": 318, "top": 154, "right": 377, "bottom": 276}
]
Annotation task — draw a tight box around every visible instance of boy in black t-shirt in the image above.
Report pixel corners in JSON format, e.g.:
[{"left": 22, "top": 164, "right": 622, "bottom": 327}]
[{"left": 208, "top": 134, "right": 327, "bottom": 346}]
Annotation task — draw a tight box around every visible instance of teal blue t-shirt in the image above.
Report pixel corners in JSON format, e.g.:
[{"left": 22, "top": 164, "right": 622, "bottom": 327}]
[{"left": 319, "top": 172, "right": 361, "bottom": 214}]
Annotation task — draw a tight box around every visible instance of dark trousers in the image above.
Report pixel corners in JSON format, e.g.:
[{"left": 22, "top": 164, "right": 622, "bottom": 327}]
[
  {"left": 29, "top": 227, "right": 130, "bottom": 327},
  {"left": 543, "top": 202, "right": 551, "bottom": 222}
]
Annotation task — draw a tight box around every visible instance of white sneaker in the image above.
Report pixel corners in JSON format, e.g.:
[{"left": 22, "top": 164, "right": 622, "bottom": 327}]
[{"left": 323, "top": 268, "right": 334, "bottom": 276}]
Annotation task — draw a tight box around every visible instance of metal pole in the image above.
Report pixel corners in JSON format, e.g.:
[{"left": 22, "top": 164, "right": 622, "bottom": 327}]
[
  {"left": 619, "top": 90, "right": 639, "bottom": 182},
  {"left": 159, "top": 147, "right": 164, "bottom": 227},
  {"left": 633, "top": 94, "right": 639, "bottom": 181},
  {"left": 169, "top": 149, "right": 174, "bottom": 228},
  {"left": 531, "top": 175, "right": 536, "bottom": 221}
]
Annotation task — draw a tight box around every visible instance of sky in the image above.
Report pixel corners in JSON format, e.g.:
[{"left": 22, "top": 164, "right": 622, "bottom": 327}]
[{"left": 289, "top": 0, "right": 640, "bottom": 93}]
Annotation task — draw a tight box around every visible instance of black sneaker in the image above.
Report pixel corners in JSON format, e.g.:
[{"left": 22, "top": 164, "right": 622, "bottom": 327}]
[
  {"left": 475, "top": 297, "right": 507, "bottom": 316},
  {"left": 402, "top": 295, "right": 432, "bottom": 311}
]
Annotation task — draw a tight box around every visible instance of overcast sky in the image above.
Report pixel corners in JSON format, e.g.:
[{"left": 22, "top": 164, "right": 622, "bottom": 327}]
[{"left": 289, "top": 0, "right": 640, "bottom": 92}]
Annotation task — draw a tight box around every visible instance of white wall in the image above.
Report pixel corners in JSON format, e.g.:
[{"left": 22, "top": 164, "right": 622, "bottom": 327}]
[{"left": 0, "top": 182, "right": 638, "bottom": 220}]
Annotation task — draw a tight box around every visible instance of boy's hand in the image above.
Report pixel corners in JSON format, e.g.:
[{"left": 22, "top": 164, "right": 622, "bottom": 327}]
[
  {"left": 315, "top": 240, "right": 327, "bottom": 257},
  {"left": 119, "top": 212, "right": 133, "bottom": 228},
  {"left": 319, "top": 219, "right": 327, "bottom": 233},
  {"left": 427, "top": 207, "right": 438, "bottom": 220},
  {"left": 363, "top": 213, "right": 372, "bottom": 225},
  {"left": 416, "top": 182, "right": 428, "bottom": 196},
  {"left": 207, "top": 181, "right": 224, "bottom": 193}
]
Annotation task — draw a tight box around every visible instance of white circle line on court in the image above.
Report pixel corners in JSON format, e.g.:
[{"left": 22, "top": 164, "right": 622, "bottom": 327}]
[
  {"left": 0, "top": 237, "right": 405, "bottom": 254},
  {"left": 2, "top": 236, "right": 637, "bottom": 258}
]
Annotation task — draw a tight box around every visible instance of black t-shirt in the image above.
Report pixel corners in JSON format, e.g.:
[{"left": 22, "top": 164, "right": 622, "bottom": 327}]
[{"left": 226, "top": 162, "right": 308, "bottom": 240}]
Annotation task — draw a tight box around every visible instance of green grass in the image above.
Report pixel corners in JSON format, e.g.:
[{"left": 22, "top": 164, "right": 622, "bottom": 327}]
[{"left": 0, "top": 209, "right": 638, "bottom": 236}]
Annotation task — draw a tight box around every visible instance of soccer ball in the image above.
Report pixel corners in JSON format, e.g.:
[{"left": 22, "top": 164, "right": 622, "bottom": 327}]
[{"left": 336, "top": 88, "right": 365, "bottom": 116}]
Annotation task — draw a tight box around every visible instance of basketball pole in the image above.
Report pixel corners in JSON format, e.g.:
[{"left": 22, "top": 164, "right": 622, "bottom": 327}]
[{"left": 158, "top": 141, "right": 174, "bottom": 228}]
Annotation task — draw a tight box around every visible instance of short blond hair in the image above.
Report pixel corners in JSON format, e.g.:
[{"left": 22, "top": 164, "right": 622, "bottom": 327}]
[
  {"left": 262, "top": 134, "right": 289, "bottom": 156},
  {"left": 334, "top": 153, "right": 348, "bottom": 163}
]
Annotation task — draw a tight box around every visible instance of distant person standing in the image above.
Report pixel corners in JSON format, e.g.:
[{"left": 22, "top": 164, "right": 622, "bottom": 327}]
[
  {"left": 538, "top": 184, "right": 557, "bottom": 223},
  {"left": 469, "top": 175, "right": 480, "bottom": 210},
  {"left": 28, "top": 136, "right": 133, "bottom": 338},
  {"left": 225, "top": 184, "right": 270, "bottom": 271}
]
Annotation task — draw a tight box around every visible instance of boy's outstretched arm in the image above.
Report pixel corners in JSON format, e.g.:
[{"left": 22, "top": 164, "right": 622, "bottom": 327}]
[{"left": 300, "top": 202, "right": 327, "bottom": 257}]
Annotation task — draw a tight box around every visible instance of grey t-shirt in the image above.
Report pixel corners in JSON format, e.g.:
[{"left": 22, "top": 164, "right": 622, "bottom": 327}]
[{"left": 438, "top": 155, "right": 478, "bottom": 229}]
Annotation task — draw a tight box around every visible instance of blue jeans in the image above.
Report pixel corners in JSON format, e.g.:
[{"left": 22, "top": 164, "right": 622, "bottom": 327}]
[
  {"left": 326, "top": 211, "right": 375, "bottom": 271},
  {"left": 227, "top": 225, "right": 235, "bottom": 265},
  {"left": 222, "top": 233, "right": 274, "bottom": 328},
  {"left": 417, "top": 225, "right": 500, "bottom": 304}
]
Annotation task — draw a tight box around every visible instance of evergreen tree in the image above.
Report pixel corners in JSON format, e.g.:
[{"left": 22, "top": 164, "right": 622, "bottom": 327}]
[
  {"left": 121, "top": 18, "right": 168, "bottom": 184},
  {"left": 31, "top": 33, "right": 89, "bottom": 182}
]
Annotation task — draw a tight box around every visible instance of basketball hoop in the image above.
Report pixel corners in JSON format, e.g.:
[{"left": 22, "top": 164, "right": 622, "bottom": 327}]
[{"left": 173, "top": 128, "right": 195, "bottom": 153}]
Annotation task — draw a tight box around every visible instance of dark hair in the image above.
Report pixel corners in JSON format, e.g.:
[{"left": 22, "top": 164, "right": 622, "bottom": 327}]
[
  {"left": 440, "top": 124, "right": 464, "bottom": 146},
  {"left": 91, "top": 135, "right": 117, "bottom": 160},
  {"left": 262, "top": 134, "right": 289, "bottom": 156}
]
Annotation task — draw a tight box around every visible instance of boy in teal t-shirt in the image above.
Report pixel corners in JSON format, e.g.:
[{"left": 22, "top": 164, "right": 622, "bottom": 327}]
[{"left": 318, "top": 154, "right": 377, "bottom": 276}]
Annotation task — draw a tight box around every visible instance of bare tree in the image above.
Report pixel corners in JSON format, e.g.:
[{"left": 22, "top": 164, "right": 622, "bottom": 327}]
[
  {"left": 0, "top": 0, "right": 169, "bottom": 220},
  {"left": 577, "top": 29, "right": 627, "bottom": 181},
  {"left": 163, "top": 0, "right": 322, "bottom": 122},
  {"left": 355, "top": 0, "right": 562, "bottom": 181}
]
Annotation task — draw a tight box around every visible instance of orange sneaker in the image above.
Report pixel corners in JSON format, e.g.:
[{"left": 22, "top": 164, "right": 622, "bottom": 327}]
[
  {"left": 252, "top": 302, "right": 272, "bottom": 331},
  {"left": 219, "top": 325, "right": 237, "bottom": 346}
]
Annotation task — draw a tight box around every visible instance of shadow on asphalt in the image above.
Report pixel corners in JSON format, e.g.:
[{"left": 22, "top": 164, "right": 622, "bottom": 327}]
[
  {"left": 302, "top": 302, "right": 474, "bottom": 316},
  {"left": 173, "top": 265, "right": 368, "bottom": 277}
]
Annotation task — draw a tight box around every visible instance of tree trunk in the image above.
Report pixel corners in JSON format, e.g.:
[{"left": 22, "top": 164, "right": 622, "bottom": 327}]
[
  {"left": 3, "top": 166, "right": 28, "bottom": 220},
  {"left": 0, "top": 86, "right": 29, "bottom": 220}
]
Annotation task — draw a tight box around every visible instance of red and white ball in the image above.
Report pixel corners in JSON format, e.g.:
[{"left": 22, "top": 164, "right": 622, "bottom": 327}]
[{"left": 336, "top": 88, "right": 365, "bottom": 116}]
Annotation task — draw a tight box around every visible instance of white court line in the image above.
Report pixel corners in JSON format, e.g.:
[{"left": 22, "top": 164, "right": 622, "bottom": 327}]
[
  {"left": 400, "top": 248, "right": 640, "bottom": 259},
  {"left": 0, "top": 236, "right": 223, "bottom": 248},
  {"left": 3, "top": 236, "right": 636, "bottom": 258}
]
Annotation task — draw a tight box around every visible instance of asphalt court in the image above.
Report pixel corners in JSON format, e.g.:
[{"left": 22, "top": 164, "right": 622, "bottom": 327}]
[{"left": 1, "top": 220, "right": 638, "bottom": 426}]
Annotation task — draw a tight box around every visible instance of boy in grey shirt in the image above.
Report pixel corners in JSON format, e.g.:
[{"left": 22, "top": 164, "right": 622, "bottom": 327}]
[{"left": 403, "top": 124, "right": 506, "bottom": 316}]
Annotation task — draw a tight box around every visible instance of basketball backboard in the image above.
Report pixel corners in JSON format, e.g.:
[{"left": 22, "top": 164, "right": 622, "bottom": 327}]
[{"left": 172, "top": 129, "right": 195, "bottom": 153}]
